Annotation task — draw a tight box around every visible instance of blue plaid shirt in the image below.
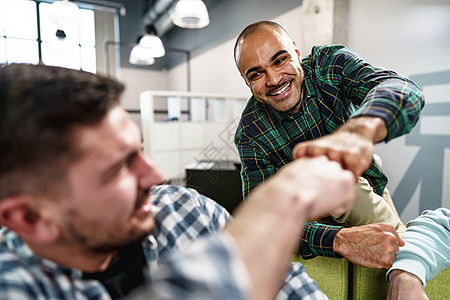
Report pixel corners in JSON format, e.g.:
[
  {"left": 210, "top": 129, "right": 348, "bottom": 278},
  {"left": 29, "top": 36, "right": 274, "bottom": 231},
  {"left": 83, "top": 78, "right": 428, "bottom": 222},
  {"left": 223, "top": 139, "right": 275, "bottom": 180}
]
[{"left": 0, "top": 185, "right": 327, "bottom": 300}]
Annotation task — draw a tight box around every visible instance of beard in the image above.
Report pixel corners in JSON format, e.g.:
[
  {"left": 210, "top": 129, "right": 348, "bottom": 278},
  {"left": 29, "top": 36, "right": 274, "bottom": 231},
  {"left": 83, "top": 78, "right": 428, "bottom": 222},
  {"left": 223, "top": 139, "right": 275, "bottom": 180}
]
[{"left": 283, "top": 81, "right": 304, "bottom": 114}]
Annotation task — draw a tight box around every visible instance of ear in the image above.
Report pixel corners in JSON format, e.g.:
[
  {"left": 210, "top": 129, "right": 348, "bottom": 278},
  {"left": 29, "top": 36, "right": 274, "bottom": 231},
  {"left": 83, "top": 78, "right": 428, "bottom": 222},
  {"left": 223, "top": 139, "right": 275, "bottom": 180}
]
[
  {"left": 293, "top": 41, "right": 301, "bottom": 58},
  {"left": 0, "top": 195, "right": 59, "bottom": 243}
]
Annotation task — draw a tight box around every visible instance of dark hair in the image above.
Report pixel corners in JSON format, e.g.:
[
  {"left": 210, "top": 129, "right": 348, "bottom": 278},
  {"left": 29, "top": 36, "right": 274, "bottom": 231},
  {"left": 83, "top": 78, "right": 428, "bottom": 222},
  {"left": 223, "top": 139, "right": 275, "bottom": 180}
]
[
  {"left": 233, "top": 20, "right": 289, "bottom": 64},
  {"left": 0, "top": 64, "right": 125, "bottom": 198}
]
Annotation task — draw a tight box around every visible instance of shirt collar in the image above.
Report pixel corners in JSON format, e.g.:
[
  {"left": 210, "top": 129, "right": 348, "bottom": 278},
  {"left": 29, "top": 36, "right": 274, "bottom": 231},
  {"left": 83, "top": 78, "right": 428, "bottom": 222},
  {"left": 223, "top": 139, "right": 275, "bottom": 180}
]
[
  {"left": 250, "top": 96, "right": 306, "bottom": 122},
  {"left": 1, "top": 228, "right": 84, "bottom": 279}
]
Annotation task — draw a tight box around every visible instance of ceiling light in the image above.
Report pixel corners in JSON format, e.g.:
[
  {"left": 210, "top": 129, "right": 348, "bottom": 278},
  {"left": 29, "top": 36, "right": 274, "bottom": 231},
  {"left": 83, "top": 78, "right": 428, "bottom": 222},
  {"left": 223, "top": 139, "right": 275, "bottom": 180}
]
[
  {"left": 138, "top": 33, "right": 165, "bottom": 58},
  {"left": 129, "top": 44, "right": 156, "bottom": 66},
  {"left": 128, "top": 25, "right": 165, "bottom": 65},
  {"left": 171, "top": 0, "right": 210, "bottom": 29}
]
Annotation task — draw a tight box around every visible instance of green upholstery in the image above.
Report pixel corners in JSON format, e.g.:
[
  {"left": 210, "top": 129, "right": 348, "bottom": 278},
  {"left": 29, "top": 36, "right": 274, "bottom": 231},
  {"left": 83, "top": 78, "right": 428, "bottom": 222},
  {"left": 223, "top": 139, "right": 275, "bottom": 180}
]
[
  {"left": 425, "top": 267, "right": 450, "bottom": 299},
  {"left": 352, "top": 265, "right": 388, "bottom": 300},
  {"left": 294, "top": 255, "right": 348, "bottom": 300},
  {"left": 293, "top": 256, "right": 450, "bottom": 300}
]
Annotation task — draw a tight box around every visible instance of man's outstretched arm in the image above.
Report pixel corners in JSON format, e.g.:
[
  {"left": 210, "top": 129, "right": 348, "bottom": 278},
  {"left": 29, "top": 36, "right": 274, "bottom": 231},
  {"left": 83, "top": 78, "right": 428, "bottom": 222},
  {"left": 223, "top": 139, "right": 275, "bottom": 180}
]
[{"left": 226, "top": 156, "right": 354, "bottom": 300}]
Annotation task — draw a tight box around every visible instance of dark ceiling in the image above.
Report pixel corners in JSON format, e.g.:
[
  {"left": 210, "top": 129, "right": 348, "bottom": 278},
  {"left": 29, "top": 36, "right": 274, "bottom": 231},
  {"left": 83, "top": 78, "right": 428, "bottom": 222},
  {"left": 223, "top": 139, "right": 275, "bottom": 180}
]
[{"left": 109, "top": 0, "right": 302, "bottom": 71}]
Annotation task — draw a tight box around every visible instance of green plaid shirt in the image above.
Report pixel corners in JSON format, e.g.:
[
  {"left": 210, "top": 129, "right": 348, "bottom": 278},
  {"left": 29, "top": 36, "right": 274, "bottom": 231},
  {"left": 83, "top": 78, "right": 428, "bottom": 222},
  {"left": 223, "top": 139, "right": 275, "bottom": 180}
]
[{"left": 235, "top": 45, "right": 424, "bottom": 258}]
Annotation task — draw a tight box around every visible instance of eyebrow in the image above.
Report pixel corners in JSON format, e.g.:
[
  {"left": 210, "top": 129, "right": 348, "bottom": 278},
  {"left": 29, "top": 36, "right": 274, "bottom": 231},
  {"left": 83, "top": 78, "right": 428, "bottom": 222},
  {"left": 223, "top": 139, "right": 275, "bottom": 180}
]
[{"left": 245, "top": 50, "right": 289, "bottom": 77}]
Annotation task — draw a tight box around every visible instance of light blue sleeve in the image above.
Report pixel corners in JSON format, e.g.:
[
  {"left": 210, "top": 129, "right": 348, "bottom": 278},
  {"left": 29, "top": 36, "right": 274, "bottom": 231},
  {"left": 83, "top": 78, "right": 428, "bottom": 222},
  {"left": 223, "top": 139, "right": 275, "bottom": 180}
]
[{"left": 388, "top": 208, "right": 450, "bottom": 287}]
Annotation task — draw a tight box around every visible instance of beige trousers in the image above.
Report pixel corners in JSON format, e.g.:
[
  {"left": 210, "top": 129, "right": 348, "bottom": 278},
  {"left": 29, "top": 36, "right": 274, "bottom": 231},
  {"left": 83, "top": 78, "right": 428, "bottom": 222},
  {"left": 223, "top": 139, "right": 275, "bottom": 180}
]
[{"left": 331, "top": 177, "right": 406, "bottom": 234}]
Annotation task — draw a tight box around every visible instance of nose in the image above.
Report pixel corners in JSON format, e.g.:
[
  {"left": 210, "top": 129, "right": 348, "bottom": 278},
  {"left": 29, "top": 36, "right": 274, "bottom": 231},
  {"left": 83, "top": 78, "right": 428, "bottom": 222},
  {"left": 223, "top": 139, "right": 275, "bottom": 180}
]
[
  {"left": 265, "top": 67, "right": 282, "bottom": 86},
  {"left": 135, "top": 152, "right": 165, "bottom": 189}
]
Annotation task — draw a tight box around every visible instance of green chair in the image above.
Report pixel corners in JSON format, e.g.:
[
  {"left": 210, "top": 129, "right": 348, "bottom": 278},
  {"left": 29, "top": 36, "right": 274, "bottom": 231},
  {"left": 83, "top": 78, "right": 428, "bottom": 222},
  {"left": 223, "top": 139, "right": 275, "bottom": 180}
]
[
  {"left": 294, "top": 255, "right": 349, "bottom": 300},
  {"left": 294, "top": 255, "right": 450, "bottom": 300}
]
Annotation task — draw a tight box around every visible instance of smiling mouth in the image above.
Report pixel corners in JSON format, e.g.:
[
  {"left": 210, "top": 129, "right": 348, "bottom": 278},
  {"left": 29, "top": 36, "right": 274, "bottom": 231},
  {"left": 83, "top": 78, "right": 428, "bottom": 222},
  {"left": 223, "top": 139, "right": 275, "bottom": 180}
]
[{"left": 268, "top": 81, "right": 291, "bottom": 97}]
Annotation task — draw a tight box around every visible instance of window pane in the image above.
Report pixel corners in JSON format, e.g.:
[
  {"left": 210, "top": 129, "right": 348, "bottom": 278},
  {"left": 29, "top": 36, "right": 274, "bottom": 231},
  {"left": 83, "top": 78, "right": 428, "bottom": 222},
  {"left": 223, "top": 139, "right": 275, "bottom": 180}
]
[
  {"left": 6, "top": 38, "right": 38, "bottom": 64},
  {"left": 4, "top": 0, "right": 37, "bottom": 39},
  {"left": 81, "top": 46, "right": 96, "bottom": 73},
  {"left": 0, "top": 37, "right": 5, "bottom": 64},
  {"left": 40, "top": 2, "right": 79, "bottom": 44},
  {"left": 79, "top": 9, "right": 95, "bottom": 46},
  {"left": 41, "top": 41, "right": 80, "bottom": 70},
  {"left": 0, "top": 0, "right": 6, "bottom": 36}
]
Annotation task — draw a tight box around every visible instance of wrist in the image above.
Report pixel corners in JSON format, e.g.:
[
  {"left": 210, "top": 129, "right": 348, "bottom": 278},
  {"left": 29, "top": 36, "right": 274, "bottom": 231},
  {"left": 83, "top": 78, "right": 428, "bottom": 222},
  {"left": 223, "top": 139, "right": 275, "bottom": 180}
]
[
  {"left": 332, "top": 228, "right": 346, "bottom": 255},
  {"left": 341, "top": 116, "right": 387, "bottom": 143},
  {"left": 389, "top": 269, "right": 423, "bottom": 285}
]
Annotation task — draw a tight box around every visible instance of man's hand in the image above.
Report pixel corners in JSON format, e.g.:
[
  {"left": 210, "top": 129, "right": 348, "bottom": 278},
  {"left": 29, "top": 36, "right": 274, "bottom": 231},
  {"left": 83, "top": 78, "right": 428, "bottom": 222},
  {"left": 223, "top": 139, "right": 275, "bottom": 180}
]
[
  {"left": 267, "top": 155, "right": 356, "bottom": 221},
  {"left": 292, "top": 116, "right": 387, "bottom": 178},
  {"left": 387, "top": 269, "right": 429, "bottom": 300},
  {"left": 333, "top": 223, "right": 405, "bottom": 269}
]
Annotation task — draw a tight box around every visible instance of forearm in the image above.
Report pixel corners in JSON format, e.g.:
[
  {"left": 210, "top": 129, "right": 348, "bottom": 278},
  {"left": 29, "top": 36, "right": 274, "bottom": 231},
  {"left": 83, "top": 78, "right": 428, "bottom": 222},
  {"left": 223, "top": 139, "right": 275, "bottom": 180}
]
[
  {"left": 351, "top": 78, "right": 424, "bottom": 142},
  {"left": 387, "top": 269, "right": 428, "bottom": 300},
  {"left": 329, "top": 47, "right": 424, "bottom": 142},
  {"left": 337, "top": 116, "right": 387, "bottom": 144},
  {"left": 226, "top": 157, "right": 354, "bottom": 300},
  {"left": 226, "top": 182, "right": 311, "bottom": 300}
]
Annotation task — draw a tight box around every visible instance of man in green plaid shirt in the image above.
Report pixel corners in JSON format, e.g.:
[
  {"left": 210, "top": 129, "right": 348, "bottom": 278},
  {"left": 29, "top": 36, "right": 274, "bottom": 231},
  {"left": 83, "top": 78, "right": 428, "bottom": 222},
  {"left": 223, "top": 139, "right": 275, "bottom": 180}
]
[{"left": 233, "top": 21, "right": 424, "bottom": 266}]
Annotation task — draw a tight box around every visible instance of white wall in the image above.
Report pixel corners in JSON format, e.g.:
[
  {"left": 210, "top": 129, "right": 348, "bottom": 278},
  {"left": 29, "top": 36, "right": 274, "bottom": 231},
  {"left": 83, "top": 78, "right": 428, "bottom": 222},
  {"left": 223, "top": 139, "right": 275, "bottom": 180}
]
[
  {"left": 118, "top": 67, "right": 169, "bottom": 127},
  {"left": 119, "top": 67, "right": 170, "bottom": 109},
  {"left": 348, "top": 0, "right": 450, "bottom": 222},
  {"left": 164, "top": 28, "right": 249, "bottom": 94}
]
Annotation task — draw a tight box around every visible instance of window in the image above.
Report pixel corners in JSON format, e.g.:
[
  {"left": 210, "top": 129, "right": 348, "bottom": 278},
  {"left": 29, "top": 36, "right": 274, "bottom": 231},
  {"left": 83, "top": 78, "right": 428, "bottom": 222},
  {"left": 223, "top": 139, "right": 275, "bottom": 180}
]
[
  {"left": 0, "top": 0, "right": 96, "bottom": 72},
  {"left": 0, "top": 0, "right": 38, "bottom": 64}
]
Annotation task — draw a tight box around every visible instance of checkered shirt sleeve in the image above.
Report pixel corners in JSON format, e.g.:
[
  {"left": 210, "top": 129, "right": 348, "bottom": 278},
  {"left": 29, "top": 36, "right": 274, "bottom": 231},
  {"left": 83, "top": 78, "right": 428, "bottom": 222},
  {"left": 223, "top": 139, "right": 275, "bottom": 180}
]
[
  {"left": 134, "top": 233, "right": 251, "bottom": 300},
  {"left": 142, "top": 185, "right": 327, "bottom": 299}
]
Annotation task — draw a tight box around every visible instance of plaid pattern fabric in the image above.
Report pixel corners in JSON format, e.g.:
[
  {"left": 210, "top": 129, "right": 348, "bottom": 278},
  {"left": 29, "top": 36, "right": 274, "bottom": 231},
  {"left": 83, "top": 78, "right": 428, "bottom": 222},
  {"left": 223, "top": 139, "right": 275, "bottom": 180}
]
[
  {"left": 0, "top": 230, "right": 111, "bottom": 300},
  {"left": 134, "top": 233, "right": 251, "bottom": 300},
  {"left": 235, "top": 44, "right": 424, "bottom": 199},
  {"left": 0, "top": 185, "right": 327, "bottom": 299},
  {"left": 277, "top": 263, "right": 328, "bottom": 300},
  {"left": 301, "top": 222, "right": 343, "bottom": 259}
]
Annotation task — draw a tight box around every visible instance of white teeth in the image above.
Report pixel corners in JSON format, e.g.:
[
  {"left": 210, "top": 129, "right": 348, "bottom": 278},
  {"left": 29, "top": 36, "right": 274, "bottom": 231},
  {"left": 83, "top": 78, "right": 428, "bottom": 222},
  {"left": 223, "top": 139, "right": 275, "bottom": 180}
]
[{"left": 271, "top": 82, "right": 291, "bottom": 95}]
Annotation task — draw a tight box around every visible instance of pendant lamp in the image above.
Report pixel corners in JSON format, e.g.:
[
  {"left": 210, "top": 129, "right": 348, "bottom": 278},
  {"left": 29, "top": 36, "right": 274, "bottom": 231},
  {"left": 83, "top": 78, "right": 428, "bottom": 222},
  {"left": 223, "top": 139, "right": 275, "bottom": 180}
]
[{"left": 171, "top": 0, "right": 210, "bottom": 29}]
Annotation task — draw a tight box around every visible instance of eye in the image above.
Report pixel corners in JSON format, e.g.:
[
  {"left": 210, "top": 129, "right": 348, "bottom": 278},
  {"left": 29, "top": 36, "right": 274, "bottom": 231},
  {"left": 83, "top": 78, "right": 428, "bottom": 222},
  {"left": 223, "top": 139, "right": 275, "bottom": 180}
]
[
  {"left": 114, "top": 151, "right": 139, "bottom": 175},
  {"left": 248, "top": 71, "right": 262, "bottom": 81},
  {"left": 101, "top": 151, "right": 140, "bottom": 184},
  {"left": 125, "top": 151, "right": 139, "bottom": 168},
  {"left": 274, "top": 56, "right": 287, "bottom": 66}
]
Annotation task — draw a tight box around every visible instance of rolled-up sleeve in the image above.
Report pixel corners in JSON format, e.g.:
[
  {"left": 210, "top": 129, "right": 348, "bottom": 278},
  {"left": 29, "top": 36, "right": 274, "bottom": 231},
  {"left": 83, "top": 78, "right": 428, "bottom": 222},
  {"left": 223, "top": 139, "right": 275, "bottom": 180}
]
[{"left": 387, "top": 208, "right": 450, "bottom": 287}]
